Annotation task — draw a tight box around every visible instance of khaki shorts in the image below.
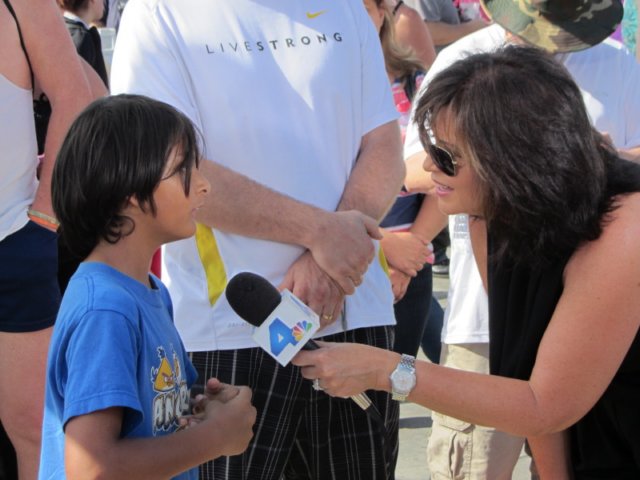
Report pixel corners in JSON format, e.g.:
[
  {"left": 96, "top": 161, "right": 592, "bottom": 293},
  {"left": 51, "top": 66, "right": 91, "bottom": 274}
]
[{"left": 427, "top": 343, "right": 525, "bottom": 480}]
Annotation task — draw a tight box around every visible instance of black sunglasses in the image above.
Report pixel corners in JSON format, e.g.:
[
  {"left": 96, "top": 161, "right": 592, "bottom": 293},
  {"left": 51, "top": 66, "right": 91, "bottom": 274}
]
[{"left": 427, "top": 143, "right": 458, "bottom": 177}]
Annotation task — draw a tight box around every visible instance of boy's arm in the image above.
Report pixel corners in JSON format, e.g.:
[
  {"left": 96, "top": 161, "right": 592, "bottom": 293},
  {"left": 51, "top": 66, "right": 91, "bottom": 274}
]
[{"left": 65, "top": 387, "right": 256, "bottom": 480}]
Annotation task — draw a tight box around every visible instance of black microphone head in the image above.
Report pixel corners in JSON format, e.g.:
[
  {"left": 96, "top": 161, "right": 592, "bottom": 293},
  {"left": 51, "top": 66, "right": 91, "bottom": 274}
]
[{"left": 225, "top": 272, "right": 282, "bottom": 327}]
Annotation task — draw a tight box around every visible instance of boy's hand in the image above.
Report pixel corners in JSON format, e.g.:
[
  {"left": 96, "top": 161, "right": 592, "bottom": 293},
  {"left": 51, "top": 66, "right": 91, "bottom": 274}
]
[
  {"left": 192, "top": 378, "right": 240, "bottom": 414},
  {"left": 203, "top": 386, "right": 256, "bottom": 457},
  {"left": 180, "top": 378, "right": 244, "bottom": 430}
]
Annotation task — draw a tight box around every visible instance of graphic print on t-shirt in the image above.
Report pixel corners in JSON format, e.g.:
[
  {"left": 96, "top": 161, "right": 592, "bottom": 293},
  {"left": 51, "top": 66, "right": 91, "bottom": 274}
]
[{"left": 150, "top": 345, "right": 190, "bottom": 433}]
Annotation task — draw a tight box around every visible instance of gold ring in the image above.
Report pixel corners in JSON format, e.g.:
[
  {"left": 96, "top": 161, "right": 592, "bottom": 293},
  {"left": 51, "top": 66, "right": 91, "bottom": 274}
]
[{"left": 322, "top": 313, "right": 333, "bottom": 321}]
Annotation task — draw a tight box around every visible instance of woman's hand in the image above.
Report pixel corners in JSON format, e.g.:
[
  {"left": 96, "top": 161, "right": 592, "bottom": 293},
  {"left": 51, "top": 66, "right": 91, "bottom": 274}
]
[
  {"left": 292, "top": 342, "right": 399, "bottom": 398},
  {"left": 389, "top": 267, "right": 411, "bottom": 303}
]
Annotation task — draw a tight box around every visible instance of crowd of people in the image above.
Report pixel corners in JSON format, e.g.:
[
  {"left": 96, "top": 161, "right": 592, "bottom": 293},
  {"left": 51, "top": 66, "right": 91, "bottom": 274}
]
[{"left": 1, "top": 0, "right": 639, "bottom": 479}]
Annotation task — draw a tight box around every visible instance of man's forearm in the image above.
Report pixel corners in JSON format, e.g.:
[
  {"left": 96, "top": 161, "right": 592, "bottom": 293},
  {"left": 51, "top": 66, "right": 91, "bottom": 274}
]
[
  {"left": 196, "top": 160, "right": 381, "bottom": 294},
  {"left": 337, "top": 121, "right": 405, "bottom": 220},
  {"left": 196, "top": 160, "right": 327, "bottom": 250}
]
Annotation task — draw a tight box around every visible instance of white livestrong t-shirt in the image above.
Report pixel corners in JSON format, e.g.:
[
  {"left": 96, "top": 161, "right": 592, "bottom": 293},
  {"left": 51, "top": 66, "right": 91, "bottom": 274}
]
[
  {"left": 111, "top": 0, "right": 397, "bottom": 351},
  {"left": 404, "top": 24, "right": 640, "bottom": 345}
]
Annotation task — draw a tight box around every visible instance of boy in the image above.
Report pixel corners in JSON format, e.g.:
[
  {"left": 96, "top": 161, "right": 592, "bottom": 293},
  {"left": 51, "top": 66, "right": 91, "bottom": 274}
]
[{"left": 40, "top": 94, "right": 256, "bottom": 479}]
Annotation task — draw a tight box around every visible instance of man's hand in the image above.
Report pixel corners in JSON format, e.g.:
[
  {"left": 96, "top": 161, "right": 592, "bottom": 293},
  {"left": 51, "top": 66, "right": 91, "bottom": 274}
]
[
  {"left": 307, "top": 210, "right": 380, "bottom": 295},
  {"left": 279, "top": 251, "right": 345, "bottom": 328}
]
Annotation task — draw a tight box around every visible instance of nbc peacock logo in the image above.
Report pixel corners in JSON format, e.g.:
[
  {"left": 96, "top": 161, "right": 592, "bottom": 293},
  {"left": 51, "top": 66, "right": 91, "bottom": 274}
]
[{"left": 292, "top": 320, "right": 314, "bottom": 342}]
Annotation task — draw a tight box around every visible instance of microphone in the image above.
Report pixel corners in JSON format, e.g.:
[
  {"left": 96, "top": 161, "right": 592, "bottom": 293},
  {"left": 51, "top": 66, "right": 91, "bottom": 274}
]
[{"left": 224, "top": 272, "right": 373, "bottom": 412}]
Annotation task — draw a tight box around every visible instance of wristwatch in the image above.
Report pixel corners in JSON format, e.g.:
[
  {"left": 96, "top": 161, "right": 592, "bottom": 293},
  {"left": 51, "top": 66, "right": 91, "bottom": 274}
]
[{"left": 390, "top": 354, "right": 416, "bottom": 401}]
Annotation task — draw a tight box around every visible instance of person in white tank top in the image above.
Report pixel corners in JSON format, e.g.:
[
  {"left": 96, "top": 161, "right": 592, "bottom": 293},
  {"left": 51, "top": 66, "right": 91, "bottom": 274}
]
[{"left": 0, "top": 0, "right": 95, "bottom": 477}]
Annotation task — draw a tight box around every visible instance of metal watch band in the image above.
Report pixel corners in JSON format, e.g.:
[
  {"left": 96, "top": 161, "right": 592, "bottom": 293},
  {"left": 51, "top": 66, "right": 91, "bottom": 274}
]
[{"left": 391, "top": 354, "right": 416, "bottom": 401}]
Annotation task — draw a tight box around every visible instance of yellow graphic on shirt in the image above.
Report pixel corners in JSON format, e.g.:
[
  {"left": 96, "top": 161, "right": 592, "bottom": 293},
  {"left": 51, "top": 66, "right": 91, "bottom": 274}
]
[
  {"left": 379, "top": 246, "right": 390, "bottom": 276},
  {"left": 150, "top": 346, "right": 190, "bottom": 433},
  {"left": 195, "top": 224, "right": 227, "bottom": 306},
  {"left": 153, "top": 354, "right": 175, "bottom": 391}
]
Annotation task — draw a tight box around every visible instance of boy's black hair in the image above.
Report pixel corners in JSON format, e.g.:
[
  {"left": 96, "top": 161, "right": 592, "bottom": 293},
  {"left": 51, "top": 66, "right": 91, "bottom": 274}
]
[{"left": 52, "top": 94, "right": 201, "bottom": 260}]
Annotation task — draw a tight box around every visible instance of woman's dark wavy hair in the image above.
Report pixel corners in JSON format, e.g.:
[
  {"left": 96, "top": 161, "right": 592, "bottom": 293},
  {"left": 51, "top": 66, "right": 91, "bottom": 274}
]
[
  {"left": 414, "top": 45, "right": 622, "bottom": 268},
  {"left": 52, "top": 94, "right": 201, "bottom": 260}
]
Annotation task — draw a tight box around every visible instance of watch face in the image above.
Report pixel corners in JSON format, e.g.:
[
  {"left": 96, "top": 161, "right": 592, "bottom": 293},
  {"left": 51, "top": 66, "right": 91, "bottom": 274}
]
[{"left": 391, "top": 369, "right": 416, "bottom": 393}]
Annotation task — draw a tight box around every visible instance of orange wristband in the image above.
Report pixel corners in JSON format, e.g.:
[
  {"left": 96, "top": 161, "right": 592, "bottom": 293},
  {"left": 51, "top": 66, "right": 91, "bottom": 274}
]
[{"left": 28, "top": 209, "right": 59, "bottom": 232}]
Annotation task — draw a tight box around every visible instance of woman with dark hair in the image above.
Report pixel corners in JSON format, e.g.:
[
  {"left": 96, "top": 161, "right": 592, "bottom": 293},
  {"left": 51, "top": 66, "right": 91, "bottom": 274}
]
[{"left": 293, "top": 45, "right": 640, "bottom": 478}]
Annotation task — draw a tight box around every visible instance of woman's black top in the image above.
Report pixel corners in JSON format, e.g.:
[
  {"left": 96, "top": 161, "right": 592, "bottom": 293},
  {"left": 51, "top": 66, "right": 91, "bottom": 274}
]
[{"left": 488, "top": 158, "right": 640, "bottom": 479}]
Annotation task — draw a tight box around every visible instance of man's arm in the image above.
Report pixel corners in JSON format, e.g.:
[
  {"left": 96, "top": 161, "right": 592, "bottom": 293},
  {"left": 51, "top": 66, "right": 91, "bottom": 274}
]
[
  {"left": 278, "top": 120, "right": 404, "bottom": 318},
  {"left": 196, "top": 161, "right": 381, "bottom": 295},
  {"left": 111, "top": 1, "right": 384, "bottom": 295},
  {"left": 337, "top": 120, "right": 405, "bottom": 219}
]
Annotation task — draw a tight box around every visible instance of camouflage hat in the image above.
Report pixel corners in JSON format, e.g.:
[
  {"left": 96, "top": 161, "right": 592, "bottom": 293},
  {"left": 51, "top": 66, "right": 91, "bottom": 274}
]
[{"left": 480, "top": 0, "right": 623, "bottom": 53}]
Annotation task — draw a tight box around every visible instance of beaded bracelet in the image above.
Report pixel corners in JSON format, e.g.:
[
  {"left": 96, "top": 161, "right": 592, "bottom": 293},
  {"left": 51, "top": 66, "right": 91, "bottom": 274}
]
[{"left": 28, "top": 208, "right": 60, "bottom": 231}]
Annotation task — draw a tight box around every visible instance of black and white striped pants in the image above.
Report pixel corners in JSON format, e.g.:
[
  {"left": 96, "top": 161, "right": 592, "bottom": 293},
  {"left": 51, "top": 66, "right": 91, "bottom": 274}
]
[{"left": 191, "top": 325, "right": 399, "bottom": 480}]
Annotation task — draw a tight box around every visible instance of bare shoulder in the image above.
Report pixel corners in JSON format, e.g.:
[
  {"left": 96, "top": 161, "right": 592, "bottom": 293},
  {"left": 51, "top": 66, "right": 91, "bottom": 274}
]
[
  {"left": 396, "top": 3, "right": 429, "bottom": 33},
  {"left": 601, "top": 192, "right": 640, "bottom": 243},
  {"left": 395, "top": 3, "right": 423, "bottom": 27},
  {"left": 398, "top": 4, "right": 423, "bottom": 23},
  {"left": 567, "top": 192, "right": 640, "bottom": 279},
  {"left": 0, "top": 0, "right": 31, "bottom": 89}
]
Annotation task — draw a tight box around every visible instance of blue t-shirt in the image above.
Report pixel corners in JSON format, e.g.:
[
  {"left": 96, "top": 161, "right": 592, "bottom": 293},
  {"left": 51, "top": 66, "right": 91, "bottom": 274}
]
[{"left": 39, "top": 262, "right": 198, "bottom": 479}]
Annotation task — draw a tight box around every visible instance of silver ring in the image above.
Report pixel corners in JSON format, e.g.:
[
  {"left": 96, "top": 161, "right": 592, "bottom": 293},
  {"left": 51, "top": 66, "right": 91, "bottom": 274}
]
[{"left": 312, "top": 378, "right": 323, "bottom": 391}]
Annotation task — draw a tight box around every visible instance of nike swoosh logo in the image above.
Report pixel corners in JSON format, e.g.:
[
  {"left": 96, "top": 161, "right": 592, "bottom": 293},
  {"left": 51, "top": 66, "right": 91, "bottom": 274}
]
[{"left": 306, "top": 10, "right": 327, "bottom": 19}]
